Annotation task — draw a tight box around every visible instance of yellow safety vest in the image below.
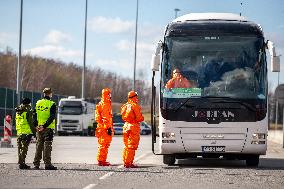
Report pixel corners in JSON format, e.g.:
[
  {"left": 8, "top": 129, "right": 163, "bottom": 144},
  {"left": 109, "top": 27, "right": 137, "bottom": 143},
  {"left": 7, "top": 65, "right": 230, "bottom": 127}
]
[
  {"left": 36, "top": 99, "right": 56, "bottom": 129},
  {"left": 16, "top": 111, "right": 32, "bottom": 136}
]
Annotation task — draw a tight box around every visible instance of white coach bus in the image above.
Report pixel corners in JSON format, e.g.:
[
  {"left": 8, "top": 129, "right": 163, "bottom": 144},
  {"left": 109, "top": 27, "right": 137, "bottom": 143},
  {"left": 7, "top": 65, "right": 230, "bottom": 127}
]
[
  {"left": 150, "top": 13, "right": 280, "bottom": 166},
  {"left": 57, "top": 96, "right": 95, "bottom": 136}
]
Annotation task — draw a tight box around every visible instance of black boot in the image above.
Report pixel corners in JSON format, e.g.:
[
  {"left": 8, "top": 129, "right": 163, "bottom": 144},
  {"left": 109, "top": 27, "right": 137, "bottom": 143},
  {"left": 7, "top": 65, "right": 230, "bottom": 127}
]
[
  {"left": 19, "top": 164, "right": 31, "bottom": 169},
  {"left": 45, "top": 164, "right": 57, "bottom": 170},
  {"left": 33, "top": 166, "right": 40, "bottom": 170}
]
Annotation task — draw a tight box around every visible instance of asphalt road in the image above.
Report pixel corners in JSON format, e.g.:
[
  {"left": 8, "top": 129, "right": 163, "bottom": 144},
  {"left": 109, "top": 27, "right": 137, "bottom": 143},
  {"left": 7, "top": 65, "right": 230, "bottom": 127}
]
[{"left": 1, "top": 135, "right": 284, "bottom": 189}]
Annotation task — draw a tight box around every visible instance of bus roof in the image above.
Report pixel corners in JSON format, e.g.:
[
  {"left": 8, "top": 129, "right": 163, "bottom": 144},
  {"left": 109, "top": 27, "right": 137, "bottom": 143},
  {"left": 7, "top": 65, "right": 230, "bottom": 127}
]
[
  {"left": 166, "top": 13, "right": 262, "bottom": 37},
  {"left": 173, "top": 13, "right": 247, "bottom": 22}
]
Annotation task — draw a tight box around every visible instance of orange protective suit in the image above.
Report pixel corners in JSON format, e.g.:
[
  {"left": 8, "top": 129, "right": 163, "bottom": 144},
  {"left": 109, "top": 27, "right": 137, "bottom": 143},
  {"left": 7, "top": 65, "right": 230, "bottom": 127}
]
[
  {"left": 121, "top": 91, "right": 144, "bottom": 168},
  {"left": 165, "top": 69, "right": 193, "bottom": 89},
  {"left": 95, "top": 88, "right": 113, "bottom": 166}
]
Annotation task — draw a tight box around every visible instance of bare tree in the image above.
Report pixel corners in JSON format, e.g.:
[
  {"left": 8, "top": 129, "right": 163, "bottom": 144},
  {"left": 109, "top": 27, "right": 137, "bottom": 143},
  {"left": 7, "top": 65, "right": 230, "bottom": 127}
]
[{"left": 0, "top": 50, "right": 151, "bottom": 104}]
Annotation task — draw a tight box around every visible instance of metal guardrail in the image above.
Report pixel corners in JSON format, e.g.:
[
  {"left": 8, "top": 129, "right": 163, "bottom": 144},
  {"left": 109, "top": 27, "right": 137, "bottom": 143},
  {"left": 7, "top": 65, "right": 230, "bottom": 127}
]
[{"left": 0, "top": 87, "right": 67, "bottom": 136}]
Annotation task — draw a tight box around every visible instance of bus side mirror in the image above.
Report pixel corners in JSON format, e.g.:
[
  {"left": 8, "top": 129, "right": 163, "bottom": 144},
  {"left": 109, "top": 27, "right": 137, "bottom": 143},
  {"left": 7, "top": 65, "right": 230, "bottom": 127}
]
[
  {"left": 151, "top": 54, "right": 160, "bottom": 71},
  {"left": 151, "top": 41, "right": 163, "bottom": 71},
  {"left": 271, "top": 56, "right": 280, "bottom": 72},
  {"left": 267, "top": 41, "right": 281, "bottom": 72}
]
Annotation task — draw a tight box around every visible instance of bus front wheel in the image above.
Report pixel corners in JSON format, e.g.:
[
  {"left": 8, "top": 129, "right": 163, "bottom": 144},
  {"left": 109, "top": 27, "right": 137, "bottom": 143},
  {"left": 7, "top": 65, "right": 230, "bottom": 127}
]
[
  {"left": 246, "top": 155, "right": 259, "bottom": 167},
  {"left": 163, "top": 155, "right": 175, "bottom": 165}
]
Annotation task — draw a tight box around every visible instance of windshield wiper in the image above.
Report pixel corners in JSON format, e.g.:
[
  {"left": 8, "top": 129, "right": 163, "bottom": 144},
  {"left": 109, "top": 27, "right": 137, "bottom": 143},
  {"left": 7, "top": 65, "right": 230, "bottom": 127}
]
[
  {"left": 173, "top": 96, "right": 256, "bottom": 112},
  {"left": 200, "top": 96, "right": 233, "bottom": 99},
  {"left": 173, "top": 98, "right": 195, "bottom": 112},
  {"left": 173, "top": 96, "right": 231, "bottom": 112},
  {"left": 211, "top": 99, "right": 256, "bottom": 112}
]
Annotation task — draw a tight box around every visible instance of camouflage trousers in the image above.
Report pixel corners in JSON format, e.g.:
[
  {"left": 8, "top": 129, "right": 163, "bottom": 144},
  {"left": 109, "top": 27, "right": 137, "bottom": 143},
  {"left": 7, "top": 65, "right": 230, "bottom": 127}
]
[
  {"left": 17, "top": 134, "right": 32, "bottom": 164},
  {"left": 33, "top": 128, "right": 54, "bottom": 167}
]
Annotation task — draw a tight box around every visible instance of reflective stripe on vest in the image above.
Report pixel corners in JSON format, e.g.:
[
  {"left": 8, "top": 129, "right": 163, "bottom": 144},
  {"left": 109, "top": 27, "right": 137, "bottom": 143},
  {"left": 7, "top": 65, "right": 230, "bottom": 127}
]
[
  {"left": 36, "top": 99, "right": 55, "bottom": 129},
  {"left": 16, "top": 111, "right": 32, "bottom": 136}
]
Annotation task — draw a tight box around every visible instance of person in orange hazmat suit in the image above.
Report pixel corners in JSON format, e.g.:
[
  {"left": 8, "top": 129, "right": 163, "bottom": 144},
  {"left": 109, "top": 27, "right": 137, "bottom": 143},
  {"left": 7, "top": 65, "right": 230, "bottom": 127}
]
[
  {"left": 165, "top": 68, "right": 195, "bottom": 89},
  {"left": 95, "top": 88, "right": 113, "bottom": 166},
  {"left": 121, "top": 91, "right": 144, "bottom": 168}
]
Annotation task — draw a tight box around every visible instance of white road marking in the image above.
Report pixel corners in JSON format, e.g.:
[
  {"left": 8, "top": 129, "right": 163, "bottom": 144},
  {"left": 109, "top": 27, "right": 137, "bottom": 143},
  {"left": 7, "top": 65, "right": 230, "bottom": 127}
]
[
  {"left": 98, "top": 152, "right": 151, "bottom": 180},
  {"left": 83, "top": 184, "right": 97, "bottom": 189},
  {"left": 99, "top": 172, "right": 114, "bottom": 180}
]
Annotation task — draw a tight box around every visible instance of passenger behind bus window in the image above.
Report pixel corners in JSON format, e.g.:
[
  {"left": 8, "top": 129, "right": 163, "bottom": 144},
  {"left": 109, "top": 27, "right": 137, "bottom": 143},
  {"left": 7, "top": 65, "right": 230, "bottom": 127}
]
[{"left": 165, "top": 68, "right": 196, "bottom": 89}]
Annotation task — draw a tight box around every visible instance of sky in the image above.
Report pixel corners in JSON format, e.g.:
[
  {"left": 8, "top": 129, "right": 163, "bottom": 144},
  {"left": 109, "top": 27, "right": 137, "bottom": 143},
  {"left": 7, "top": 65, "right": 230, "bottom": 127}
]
[{"left": 0, "top": 0, "right": 283, "bottom": 90}]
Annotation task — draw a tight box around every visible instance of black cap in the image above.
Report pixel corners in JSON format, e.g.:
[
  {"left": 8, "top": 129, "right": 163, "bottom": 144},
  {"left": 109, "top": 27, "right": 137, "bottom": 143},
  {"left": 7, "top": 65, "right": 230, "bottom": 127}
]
[
  {"left": 21, "top": 97, "right": 31, "bottom": 105},
  {"left": 43, "top": 88, "right": 52, "bottom": 94}
]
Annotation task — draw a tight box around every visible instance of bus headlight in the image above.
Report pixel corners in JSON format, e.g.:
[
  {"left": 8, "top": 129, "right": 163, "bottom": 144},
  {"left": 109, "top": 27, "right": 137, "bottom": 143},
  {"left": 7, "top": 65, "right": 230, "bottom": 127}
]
[
  {"left": 162, "top": 132, "right": 175, "bottom": 138},
  {"left": 252, "top": 133, "right": 266, "bottom": 140},
  {"left": 162, "top": 140, "right": 176, "bottom": 143},
  {"left": 251, "top": 141, "right": 265, "bottom": 144}
]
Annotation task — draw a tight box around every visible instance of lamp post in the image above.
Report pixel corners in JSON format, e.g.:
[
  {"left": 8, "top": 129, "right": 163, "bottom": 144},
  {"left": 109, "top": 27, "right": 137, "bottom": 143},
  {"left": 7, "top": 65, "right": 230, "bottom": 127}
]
[
  {"left": 275, "top": 72, "right": 280, "bottom": 129},
  {"left": 275, "top": 84, "right": 284, "bottom": 148},
  {"left": 240, "top": 2, "right": 243, "bottom": 16},
  {"left": 133, "top": 0, "right": 139, "bottom": 90},
  {"left": 16, "top": 0, "right": 23, "bottom": 106},
  {"left": 174, "top": 8, "right": 180, "bottom": 19},
  {"left": 82, "top": 0, "right": 88, "bottom": 99}
]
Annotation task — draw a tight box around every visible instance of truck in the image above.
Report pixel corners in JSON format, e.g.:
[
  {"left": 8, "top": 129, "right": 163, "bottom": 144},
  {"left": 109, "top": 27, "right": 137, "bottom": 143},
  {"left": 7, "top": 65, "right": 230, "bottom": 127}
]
[
  {"left": 150, "top": 13, "right": 280, "bottom": 166},
  {"left": 57, "top": 96, "right": 95, "bottom": 136}
]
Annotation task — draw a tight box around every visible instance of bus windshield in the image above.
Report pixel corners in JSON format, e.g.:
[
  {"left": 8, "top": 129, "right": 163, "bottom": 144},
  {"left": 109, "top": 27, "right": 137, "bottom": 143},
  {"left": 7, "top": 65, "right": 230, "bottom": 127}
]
[
  {"left": 58, "top": 101, "right": 83, "bottom": 115},
  {"left": 161, "top": 36, "right": 266, "bottom": 100}
]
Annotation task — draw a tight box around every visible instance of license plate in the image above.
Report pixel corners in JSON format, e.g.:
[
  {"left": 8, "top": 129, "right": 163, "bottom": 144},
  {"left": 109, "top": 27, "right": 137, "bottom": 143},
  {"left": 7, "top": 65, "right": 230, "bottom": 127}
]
[{"left": 202, "top": 146, "right": 225, "bottom": 152}]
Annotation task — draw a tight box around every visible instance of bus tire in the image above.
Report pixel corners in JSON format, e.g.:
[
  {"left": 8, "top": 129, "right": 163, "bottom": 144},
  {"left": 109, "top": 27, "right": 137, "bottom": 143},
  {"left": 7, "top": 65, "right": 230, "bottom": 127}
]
[
  {"left": 163, "top": 155, "right": 175, "bottom": 165},
  {"left": 246, "top": 155, "right": 259, "bottom": 167}
]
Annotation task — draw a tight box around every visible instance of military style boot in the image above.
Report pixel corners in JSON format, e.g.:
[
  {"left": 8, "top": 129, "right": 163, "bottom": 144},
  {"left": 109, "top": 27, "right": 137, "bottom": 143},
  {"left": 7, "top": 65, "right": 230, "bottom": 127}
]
[
  {"left": 19, "top": 163, "right": 31, "bottom": 169},
  {"left": 45, "top": 164, "right": 57, "bottom": 170}
]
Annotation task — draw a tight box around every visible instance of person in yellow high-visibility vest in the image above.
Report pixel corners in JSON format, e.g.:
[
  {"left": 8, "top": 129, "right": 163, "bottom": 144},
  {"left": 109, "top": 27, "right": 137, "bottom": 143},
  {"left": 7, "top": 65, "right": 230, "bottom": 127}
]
[
  {"left": 33, "top": 88, "right": 57, "bottom": 170},
  {"left": 15, "top": 97, "right": 36, "bottom": 169}
]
